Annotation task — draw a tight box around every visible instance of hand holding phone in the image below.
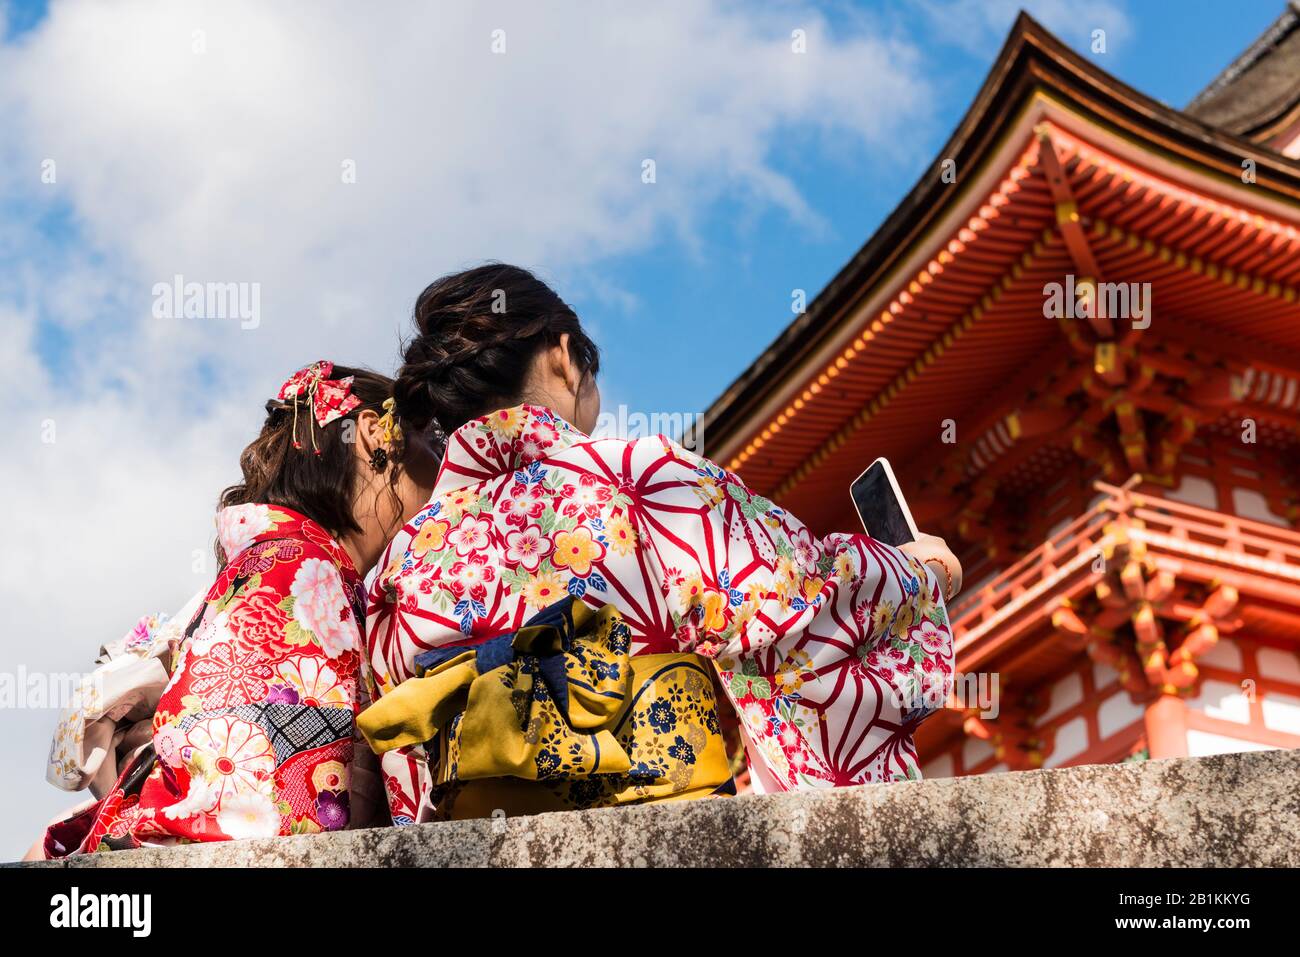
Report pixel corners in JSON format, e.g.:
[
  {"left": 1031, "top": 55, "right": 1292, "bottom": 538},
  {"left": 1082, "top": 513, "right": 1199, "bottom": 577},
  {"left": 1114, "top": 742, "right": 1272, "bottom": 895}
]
[
  {"left": 849, "top": 458, "right": 962, "bottom": 599},
  {"left": 849, "top": 458, "right": 920, "bottom": 547}
]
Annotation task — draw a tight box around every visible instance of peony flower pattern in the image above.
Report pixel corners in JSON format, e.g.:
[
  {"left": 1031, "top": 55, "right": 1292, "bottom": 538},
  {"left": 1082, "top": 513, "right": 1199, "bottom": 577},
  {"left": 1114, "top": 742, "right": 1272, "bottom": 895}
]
[
  {"left": 289, "top": 557, "right": 356, "bottom": 658},
  {"left": 216, "top": 503, "right": 275, "bottom": 558},
  {"left": 223, "top": 585, "right": 291, "bottom": 652},
  {"left": 216, "top": 791, "right": 282, "bottom": 840}
]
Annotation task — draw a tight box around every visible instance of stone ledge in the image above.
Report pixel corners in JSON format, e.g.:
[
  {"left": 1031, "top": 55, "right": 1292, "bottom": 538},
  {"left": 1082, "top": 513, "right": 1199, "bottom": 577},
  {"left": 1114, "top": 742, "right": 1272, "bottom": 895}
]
[{"left": 20, "top": 749, "right": 1300, "bottom": 867}]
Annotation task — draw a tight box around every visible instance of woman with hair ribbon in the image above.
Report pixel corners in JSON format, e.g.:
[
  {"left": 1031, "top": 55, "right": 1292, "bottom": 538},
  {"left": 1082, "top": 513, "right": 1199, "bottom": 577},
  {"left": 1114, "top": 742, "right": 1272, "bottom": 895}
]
[{"left": 32, "top": 361, "right": 439, "bottom": 857}]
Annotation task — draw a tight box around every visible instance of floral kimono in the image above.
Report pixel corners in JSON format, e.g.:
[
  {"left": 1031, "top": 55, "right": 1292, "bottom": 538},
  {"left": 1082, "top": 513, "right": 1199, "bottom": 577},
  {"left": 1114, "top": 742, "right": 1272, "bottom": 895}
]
[
  {"left": 365, "top": 404, "right": 954, "bottom": 823},
  {"left": 44, "top": 505, "right": 368, "bottom": 855}
]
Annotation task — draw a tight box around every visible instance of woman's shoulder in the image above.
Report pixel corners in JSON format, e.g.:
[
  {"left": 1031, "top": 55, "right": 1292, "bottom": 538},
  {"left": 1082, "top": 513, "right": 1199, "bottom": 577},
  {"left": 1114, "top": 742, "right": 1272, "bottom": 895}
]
[
  {"left": 217, "top": 504, "right": 357, "bottom": 586},
  {"left": 560, "top": 430, "right": 718, "bottom": 475},
  {"left": 209, "top": 514, "right": 362, "bottom": 662}
]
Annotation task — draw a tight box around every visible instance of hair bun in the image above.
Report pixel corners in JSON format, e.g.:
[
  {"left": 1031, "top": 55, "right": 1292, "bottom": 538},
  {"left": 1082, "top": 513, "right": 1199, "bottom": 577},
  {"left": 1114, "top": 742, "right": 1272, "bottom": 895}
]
[{"left": 395, "top": 264, "right": 599, "bottom": 436}]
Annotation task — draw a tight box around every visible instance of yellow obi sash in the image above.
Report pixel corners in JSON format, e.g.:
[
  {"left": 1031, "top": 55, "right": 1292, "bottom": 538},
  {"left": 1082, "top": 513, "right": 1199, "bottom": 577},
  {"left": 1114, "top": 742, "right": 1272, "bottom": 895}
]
[{"left": 358, "top": 598, "right": 732, "bottom": 818}]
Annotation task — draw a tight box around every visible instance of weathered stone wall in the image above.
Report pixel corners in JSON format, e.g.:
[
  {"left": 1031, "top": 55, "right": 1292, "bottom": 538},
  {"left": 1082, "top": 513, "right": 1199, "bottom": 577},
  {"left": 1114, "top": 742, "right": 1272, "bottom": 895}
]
[{"left": 23, "top": 749, "right": 1300, "bottom": 867}]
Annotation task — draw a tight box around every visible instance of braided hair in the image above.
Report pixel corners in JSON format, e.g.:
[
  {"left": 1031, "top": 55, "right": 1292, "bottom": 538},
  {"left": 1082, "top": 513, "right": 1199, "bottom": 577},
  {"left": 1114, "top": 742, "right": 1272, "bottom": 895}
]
[{"left": 392, "top": 264, "right": 599, "bottom": 450}]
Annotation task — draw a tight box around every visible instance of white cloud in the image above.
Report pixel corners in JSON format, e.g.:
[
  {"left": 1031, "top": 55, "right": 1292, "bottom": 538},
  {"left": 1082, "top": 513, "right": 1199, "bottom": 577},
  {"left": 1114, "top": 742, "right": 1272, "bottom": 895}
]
[{"left": 0, "top": 0, "right": 932, "bottom": 856}]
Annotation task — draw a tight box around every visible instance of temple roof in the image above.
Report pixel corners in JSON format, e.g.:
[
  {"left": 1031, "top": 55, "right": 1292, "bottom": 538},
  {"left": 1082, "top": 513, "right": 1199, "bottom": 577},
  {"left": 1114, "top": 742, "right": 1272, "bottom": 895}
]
[
  {"left": 1185, "top": 1, "right": 1300, "bottom": 139},
  {"left": 689, "top": 9, "right": 1300, "bottom": 770},
  {"left": 701, "top": 11, "right": 1300, "bottom": 531}
]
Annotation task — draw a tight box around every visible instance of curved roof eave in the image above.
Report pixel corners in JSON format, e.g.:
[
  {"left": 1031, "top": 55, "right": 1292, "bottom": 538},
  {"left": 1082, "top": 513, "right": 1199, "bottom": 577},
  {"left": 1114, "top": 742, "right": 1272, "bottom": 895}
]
[{"left": 701, "top": 12, "right": 1300, "bottom": 461}]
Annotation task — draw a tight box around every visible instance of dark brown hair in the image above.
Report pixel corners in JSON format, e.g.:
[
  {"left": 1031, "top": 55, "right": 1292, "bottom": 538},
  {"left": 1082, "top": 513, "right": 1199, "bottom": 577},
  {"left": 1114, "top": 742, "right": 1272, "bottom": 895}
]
[
  {"left": 218, "top": 365, "right": 435, "bottom": 564},
  {"left": 392, "top": 264, "right": 599, "bottom": 444}
]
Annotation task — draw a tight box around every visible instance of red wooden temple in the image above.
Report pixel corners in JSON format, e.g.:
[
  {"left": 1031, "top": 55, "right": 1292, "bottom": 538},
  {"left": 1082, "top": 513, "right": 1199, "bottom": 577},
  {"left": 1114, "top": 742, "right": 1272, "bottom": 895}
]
[{"left": 703, "top": 10, "right": 1300, "bottom": 776}]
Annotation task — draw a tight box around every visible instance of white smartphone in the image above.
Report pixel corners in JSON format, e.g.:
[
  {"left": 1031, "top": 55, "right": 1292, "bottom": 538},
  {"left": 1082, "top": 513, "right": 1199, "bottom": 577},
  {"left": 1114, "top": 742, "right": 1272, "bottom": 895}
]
[{"left": 849, "top": 457, "right": 920, "bottom": 547}]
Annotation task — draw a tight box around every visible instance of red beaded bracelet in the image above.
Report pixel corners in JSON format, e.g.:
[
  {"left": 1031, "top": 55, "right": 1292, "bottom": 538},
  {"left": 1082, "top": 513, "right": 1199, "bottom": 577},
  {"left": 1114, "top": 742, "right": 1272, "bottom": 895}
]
[{"left": 927, "top": 556, "right": 955, "bottom": 601}]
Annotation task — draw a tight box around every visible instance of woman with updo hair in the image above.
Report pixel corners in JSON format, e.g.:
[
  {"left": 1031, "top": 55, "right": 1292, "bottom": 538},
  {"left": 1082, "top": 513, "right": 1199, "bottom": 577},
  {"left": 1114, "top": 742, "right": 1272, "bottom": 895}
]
[{"left": 360, "top": 264, "right": 963, "bottom": 824}]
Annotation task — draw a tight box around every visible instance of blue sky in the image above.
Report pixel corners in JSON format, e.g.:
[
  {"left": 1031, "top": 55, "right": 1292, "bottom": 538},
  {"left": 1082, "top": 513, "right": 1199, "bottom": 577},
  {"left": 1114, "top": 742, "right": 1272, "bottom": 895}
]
[
  {"left": 2, "top": 1, "right": 1288, "bottom": 418},
  {"left": 0, "top": 0, "right": 1289, "bottom": 856},
  {"left": 590, "top": 0, "right": 1287, "bottom": 417}
]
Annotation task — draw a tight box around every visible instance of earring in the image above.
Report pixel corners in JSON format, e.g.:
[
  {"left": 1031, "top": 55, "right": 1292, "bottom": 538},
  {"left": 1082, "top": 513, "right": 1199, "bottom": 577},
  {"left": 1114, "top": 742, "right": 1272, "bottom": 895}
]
[{"left": 368, "top": 447, "right": 389, "bottom": 472}]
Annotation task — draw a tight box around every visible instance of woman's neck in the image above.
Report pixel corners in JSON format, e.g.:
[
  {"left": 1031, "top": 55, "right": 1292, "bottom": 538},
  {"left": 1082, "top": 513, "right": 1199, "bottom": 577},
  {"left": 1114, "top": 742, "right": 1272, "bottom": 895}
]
[
  {"left": 521, "top": 386, "right": 577, "bottom": 427},
  {"left": 340, "top": 537, "right": 367, "bottom": 575},
  {"left": 339, "top": 525, "right": 381, "bottom": 577}
]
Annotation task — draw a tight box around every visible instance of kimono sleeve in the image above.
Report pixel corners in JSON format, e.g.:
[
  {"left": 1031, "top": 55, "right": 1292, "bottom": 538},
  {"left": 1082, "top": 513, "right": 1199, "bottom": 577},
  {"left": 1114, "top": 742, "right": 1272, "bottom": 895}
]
[
  {"left": 629, "top": 436, "right": 954, "bottom": 788},
  {"left": 45, "top": 588, "right": 206, "bottom": 797},
  {"left": 361, "top": 523, "right": 432, "bottom": 825},
  {"left": 214, "top": 544, "right": 363, "bottom": 833}
]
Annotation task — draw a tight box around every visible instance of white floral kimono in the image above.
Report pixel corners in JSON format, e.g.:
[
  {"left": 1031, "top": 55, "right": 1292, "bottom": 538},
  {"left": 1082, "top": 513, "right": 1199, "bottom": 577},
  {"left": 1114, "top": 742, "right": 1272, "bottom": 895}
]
[{"left": 365, "top": 404, "right": 954, "bottom": 822}]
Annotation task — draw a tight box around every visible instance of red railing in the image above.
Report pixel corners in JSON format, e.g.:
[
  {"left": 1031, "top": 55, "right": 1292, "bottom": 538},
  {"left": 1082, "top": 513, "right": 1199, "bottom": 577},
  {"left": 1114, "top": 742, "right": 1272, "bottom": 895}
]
[
  {"left": 949, "top": 500, "right": 1110, "bottom": 641},
  {"left": 1121, "top": 492, "right": 1300, "bottom": 573},
  {"left": 949, "top": 479, "right": 1300, "bottom": 645}
]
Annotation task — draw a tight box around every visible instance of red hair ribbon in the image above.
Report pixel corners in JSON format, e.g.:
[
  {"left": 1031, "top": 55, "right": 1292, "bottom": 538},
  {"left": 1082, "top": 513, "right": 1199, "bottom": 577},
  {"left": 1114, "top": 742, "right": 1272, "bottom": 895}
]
[{"left": 276, "top": 360, "right": 362, "bottom": 453}]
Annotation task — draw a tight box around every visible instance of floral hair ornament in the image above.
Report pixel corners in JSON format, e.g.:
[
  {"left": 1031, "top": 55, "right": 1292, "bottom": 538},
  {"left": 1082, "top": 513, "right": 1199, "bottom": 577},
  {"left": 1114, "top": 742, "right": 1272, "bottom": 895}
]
[
  {"left": 377, "top": 397, "right": 403, "bottom": 446},
  {"left": 276, "top": 360, "right": 362, "bottom": 454}
]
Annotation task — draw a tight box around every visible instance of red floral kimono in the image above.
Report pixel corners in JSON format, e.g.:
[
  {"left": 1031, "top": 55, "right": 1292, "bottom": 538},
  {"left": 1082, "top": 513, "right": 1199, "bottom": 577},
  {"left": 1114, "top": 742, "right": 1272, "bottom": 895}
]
[
  {"left": 45, "top": 505, "right": 367, "bottom": 855},
  {"left": 365, "top": 404, "right": 955, "bottom": 823}
]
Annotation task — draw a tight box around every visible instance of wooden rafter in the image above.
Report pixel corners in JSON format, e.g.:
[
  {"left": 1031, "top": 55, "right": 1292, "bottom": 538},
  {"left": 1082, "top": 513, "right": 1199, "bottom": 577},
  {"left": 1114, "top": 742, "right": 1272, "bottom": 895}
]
[{"left": 1037, "top": 124, "right": 1114, "bottom": 339}]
